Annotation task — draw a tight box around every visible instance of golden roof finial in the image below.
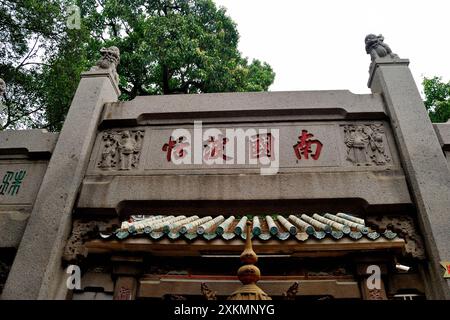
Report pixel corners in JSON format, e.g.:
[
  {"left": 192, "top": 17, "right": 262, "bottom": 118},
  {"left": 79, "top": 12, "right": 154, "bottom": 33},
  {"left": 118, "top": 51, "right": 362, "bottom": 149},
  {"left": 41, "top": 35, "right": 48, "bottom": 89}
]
[{"left": 227, "top": 220, "right": 271, "bottom": 300}]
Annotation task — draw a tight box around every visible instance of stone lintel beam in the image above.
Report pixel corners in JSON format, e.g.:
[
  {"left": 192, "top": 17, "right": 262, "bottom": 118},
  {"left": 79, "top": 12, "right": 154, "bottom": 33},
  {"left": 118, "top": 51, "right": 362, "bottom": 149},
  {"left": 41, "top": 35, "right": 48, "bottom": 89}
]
[
  {"left": 0, "top": 130, "right": 58, "bottom": 159},
  {"left": 100, "top": 90, "right": 388, "bottom": 127},
  {"left": 76, "top": 172, "right": 412, "bottom": 215}
]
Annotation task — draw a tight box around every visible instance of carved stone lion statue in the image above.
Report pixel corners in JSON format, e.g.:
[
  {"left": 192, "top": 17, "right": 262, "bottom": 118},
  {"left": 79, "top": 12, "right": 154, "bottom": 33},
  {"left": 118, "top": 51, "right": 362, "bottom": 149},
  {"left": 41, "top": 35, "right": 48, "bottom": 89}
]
[
  {"left": 90, "top": 46, "right": 120, "bottom": 83},
  {"left": 365, "top": 34, "right": 399, "bottom": 61},
  {"left": 0, "top": 78, "right": 6, "bottom": 97}
]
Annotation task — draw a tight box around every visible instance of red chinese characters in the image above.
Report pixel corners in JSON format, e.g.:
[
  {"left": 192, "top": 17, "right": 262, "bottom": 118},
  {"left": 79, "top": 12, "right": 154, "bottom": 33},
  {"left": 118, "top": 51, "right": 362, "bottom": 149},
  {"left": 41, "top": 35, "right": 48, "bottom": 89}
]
[
  {"left": 203, "top": 135, "right": 231, "bottom": 161},
  {"left": 250, "top": 133, "right": 274, "bottom": 160},
  {"left": 162, "top": 136, "right": 190, "bottom": 162},
  {"left": 293, "top": 130, "right": 323, "bottom": 160}
]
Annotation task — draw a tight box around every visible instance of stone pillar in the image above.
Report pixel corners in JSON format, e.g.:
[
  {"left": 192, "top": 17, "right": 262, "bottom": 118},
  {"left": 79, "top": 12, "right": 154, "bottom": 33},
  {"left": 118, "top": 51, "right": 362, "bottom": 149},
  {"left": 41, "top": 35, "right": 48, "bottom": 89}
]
[
  {"left": 368, "top": 56, "right": 450, "bottom": 299},
  {"left": 1, "top": 64, "right": 120, "bottom": 299}
]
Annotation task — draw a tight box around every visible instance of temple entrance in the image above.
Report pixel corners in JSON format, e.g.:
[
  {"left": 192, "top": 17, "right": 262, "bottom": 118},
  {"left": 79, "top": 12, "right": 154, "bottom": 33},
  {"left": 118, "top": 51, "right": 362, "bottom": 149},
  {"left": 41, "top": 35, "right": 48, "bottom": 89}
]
[{"left": 66, "top": 210, "right": 426, "bottom": 301}]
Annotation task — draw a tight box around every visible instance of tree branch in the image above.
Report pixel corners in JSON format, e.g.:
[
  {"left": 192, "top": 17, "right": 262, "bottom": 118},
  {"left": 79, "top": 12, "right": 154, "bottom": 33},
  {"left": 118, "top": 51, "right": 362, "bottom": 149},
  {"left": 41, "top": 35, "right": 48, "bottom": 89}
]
[
  {"left": 15, "top": 36, "right": 40, "bottom": 70},
  {"left": 20, "top": 62, "right": 51, "bottom": 68}
]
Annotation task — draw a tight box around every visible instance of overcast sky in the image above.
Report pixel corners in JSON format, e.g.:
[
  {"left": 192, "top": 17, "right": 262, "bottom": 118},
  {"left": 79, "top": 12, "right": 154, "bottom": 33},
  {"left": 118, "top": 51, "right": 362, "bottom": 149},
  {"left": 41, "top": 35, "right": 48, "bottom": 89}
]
[{"left": 214, "top": 0, "right": 450, "bottom": 94}]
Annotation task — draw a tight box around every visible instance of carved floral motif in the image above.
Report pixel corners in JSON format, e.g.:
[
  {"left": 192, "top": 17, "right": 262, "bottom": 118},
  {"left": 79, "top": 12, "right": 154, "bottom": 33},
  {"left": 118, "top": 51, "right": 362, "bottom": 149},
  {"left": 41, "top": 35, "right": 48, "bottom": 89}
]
[
  {"left": 97, "top": 130, "right": 144, "bottom": 170},
  {"left": 343, "top": 124, "right": 391, "bottom": 166}
]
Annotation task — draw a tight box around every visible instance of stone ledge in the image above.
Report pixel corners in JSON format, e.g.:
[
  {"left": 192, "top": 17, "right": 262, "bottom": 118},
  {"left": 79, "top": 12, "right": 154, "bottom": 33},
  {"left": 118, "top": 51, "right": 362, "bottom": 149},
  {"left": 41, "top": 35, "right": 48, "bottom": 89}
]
[
  {"left": 100, "top": 90, "right": 388, "bottom": 126},
  {"left": 368, "top": 58, "right": 410, "bottom": 88},
  {"left": 0, "top": 129, "right": 58, "bottom": 158}
]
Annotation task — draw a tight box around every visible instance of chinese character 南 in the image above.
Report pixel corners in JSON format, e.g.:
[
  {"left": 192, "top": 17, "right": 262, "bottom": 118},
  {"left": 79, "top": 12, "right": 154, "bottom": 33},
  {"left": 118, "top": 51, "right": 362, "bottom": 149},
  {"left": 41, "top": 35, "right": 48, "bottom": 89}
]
[
  {"left": 293, "top": 130, "right": 323, "bottom": 160},
  {"left": 162, "top": 136, "right": 190, "bottom": 162},
  {"left": 203, "top": 135, "right": 231, "bottom": 161},
  {"left": 0, "top": 170, "right": 27, "bottom": 196},
  {"left": 250, "top": 133, "right": 275, "bottom": 160}
]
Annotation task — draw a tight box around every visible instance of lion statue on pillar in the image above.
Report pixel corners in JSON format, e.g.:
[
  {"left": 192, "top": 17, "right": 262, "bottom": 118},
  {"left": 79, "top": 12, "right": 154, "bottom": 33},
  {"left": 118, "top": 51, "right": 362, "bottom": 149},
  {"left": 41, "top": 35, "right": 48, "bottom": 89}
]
[
  {"left": 365, "top": 34, "right": 399, "bottom": 61},
  {"left": 90, "top": 46, "right": 120, "bottom": 83}
]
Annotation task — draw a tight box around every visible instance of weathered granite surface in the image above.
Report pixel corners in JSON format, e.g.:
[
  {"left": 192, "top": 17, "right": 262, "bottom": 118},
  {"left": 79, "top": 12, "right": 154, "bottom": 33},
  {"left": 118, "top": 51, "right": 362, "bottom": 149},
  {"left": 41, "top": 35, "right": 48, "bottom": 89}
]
[
  {"left": 79, "top": 96, "right": 411, "bottom": 215},
  {"left": 370, "top": 57, "right": 450, "bottom": 299},
  {"left": 0, "top": 130, "right": 58, "bottom": 158},
  {"left": 101, "top": 90, "right": 387, "bottom": 127},
  {"left": 1, "top": 68, "right": 120, "bottom": 299},
  {"left": 0, "top": 130, "right": 58, "bottom": 248}
]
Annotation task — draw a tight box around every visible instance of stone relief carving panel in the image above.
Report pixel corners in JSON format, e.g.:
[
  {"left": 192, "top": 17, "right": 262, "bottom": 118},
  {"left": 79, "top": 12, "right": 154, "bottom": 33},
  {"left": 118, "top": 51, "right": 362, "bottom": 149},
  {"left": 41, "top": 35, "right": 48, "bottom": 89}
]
[
  {"left": 97, "top": 130, "right": 144, "bottom": 170},
  {"left": 88, "top": 121, "right": 398, "bottom": 175},
  {"left": 343, "top": 123, "right": 391, "bottom": 166}
]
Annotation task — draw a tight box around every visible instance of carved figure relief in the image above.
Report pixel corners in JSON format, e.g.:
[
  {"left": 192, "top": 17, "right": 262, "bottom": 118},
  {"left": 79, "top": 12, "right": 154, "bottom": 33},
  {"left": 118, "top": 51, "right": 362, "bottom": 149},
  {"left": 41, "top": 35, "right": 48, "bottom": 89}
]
[
  {"left": 343, "top": 124, "right": 390, "bottom": 166},
  {"left": 344, "top": 125, "right": 370, "bottom": 165},
  {"left": 97, "top": 130, "right": 144, "bottom": 170},
  {"left": 369, "top": 124, "right": 390, "bottom": 165}
]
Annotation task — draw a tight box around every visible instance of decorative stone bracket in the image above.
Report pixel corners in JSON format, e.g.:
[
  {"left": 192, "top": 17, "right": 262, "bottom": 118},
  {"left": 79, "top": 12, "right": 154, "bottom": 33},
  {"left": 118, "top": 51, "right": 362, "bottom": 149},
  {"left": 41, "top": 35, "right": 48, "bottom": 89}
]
[
  {"left": 63, "top": 219, "right": 119, "bottom": 264},
  {"left": 366, "top": 215, "right": 426, "bottom": 260}
]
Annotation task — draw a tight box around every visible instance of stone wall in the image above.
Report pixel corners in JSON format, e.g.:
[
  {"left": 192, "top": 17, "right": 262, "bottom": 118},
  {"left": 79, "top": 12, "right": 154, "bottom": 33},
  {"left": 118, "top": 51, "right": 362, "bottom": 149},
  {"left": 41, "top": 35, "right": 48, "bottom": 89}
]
[
  {"left": 0, "top": 130, "right": 58, "bottom": 248},
  {"left": 77, "top": 91, "right": 412, "bottom": 216}
]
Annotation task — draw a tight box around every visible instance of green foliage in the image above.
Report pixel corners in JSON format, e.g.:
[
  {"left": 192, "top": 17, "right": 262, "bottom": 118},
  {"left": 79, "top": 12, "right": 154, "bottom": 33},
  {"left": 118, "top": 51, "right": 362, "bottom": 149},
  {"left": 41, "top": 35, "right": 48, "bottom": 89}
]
[
  {"left": 422, "top": 76, "right": 450, "bottom": 123},
  {"left": 0, "top": 0, "right": 275, "bottom": 131},
  {"left": 0, "top": 0, "right": 67, "bottom": 129}
]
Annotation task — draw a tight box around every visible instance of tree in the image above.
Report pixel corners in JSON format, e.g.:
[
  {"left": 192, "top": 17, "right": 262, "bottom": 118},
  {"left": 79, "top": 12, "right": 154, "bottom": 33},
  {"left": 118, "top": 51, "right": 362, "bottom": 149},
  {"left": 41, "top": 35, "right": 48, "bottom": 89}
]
[
  {"left": 0, "top": 0, "right": 68, "bottom": 130},
  {"left": 80, "top": 0, "right": 275, "bottom": 97},
  {"left": 422, "top": 76, "right": 450, "bottom": 123},
  {"left": 1, "top": 0, "right": 275, "bottom": 131}
]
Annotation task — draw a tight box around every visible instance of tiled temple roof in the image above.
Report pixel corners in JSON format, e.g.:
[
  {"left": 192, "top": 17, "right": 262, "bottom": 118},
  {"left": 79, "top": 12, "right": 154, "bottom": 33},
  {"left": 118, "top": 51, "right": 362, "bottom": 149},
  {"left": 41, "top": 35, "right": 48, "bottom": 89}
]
[{"left": 105, "top": 213, "right": 398, "bottom": 242}]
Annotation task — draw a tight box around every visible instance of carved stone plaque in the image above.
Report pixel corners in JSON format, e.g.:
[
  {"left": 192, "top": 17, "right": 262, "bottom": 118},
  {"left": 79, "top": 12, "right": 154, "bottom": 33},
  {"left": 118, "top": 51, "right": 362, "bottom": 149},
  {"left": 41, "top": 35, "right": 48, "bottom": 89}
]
[
  {"left": 96, "top": 130, "right": 144, "bottom": 170},
  {"left": 88, "top": 121, "right": 398, "bottom": 175}
]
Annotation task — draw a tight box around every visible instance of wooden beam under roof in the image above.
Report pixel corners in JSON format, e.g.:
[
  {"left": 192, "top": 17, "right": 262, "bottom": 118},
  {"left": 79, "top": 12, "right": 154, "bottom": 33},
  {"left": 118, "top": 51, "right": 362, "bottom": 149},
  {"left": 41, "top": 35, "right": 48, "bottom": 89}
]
[{"left": 85, "top": 237, "right": 406, "bottom": 257}]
